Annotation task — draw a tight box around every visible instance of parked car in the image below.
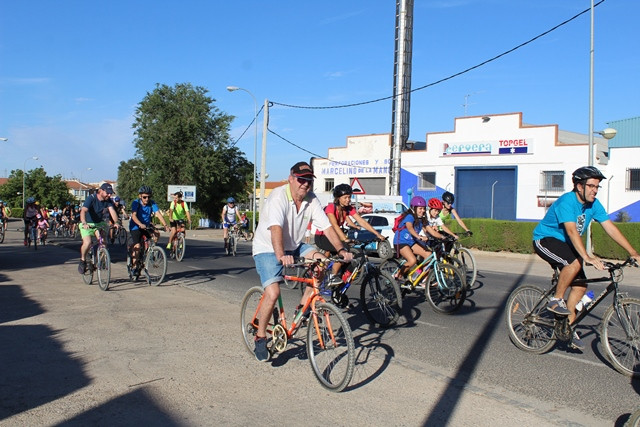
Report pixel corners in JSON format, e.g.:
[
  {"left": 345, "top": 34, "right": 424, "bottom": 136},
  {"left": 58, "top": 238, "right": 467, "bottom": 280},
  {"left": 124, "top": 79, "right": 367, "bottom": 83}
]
[{"left": 346, "top": 212, "right": 398, "bottom": 259}]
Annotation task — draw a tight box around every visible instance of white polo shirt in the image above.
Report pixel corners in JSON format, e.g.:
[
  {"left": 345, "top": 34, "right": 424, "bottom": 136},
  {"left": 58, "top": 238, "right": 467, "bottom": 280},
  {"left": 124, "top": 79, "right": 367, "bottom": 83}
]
[{"left": 252, "top": 184, "right": 331, "bottom": 256}]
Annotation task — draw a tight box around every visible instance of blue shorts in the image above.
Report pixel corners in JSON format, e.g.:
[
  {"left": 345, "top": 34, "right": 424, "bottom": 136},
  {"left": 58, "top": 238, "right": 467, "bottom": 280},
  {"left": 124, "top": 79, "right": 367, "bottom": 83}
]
[
  {"left": 253, "top": 243, "right": 318, "bottom": 288},
  {"left": 223, "top": 222, "right": 236, "bottom": 229}
]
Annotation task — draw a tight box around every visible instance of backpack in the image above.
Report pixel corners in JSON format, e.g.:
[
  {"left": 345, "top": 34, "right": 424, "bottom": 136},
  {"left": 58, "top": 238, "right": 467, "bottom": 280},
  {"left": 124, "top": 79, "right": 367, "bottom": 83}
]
[{"left": 392, "top": 212, "right": 408, "bottom": 233}]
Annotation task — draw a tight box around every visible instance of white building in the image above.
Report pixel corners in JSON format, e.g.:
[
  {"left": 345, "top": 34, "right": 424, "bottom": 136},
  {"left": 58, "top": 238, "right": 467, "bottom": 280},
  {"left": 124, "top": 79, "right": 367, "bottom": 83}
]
[{"left": 312, "top": 112, "right": 640, "bottom": 222}]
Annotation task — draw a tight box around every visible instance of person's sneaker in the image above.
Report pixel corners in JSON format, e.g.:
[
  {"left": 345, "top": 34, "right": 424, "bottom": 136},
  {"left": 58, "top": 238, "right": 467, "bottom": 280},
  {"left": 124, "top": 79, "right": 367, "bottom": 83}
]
[
  {"left": 547, "top": 298, "right": 570, "bottom": 316},
  {"left": 166, "top": 243, "right": 172, "bottom": 249},
  {"left": 254, "top": 336, "right": 269, "bottom": 362},
  {"left": 23, "top": 239, "right": 27, "bottom": 246},
  {"left": 570, "top": 331, "right": 585, "bottom": 350},
  {"left": 328, "top": 274, "right": 344, "bottom": 288},
  {"left": 77, "top": 260, "right": 87, "bottom": 274}
]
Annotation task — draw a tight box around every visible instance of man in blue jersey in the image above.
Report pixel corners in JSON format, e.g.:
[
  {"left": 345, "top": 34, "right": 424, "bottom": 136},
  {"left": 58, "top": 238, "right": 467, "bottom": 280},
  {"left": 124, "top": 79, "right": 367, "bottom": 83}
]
[
  {"left": 533, "top": 166, "right": 640, "bottom": 349},
  {"left": 129, "top": 185, "right": 169, "bottom": 273}
]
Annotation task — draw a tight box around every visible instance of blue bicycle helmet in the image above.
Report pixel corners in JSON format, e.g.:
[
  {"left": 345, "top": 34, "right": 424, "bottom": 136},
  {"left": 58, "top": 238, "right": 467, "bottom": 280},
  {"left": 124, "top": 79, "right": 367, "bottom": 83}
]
[
  {"left": 114, "top": 196, "right": 121, "bottom": 202},
  {"left": 26, "top": 197, "right": 35, "bottom": 204},
  {"left": 227, "top": 197, "right": 235, "bottom": 203}
]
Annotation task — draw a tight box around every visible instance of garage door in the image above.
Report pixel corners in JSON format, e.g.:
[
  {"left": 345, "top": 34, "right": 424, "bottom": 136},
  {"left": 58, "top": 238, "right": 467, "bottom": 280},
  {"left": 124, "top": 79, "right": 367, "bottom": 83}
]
[{"left": 455, "top": 167, "right": 517, "bottom": 220}]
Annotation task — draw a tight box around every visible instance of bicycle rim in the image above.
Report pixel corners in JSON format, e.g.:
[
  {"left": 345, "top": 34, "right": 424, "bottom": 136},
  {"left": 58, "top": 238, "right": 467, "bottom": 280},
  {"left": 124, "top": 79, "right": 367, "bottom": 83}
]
[
  {"left": 306, "top": 302, "right": 355, "bottom": 392},
  {"left": 457, "top": 247, "right": 477, "bottom": 289},
  {"left": 601, "top": 297, "right": 640, "bottom": 378},
  {"left": 425, "top": 263, "right": 466, "bottom": 314},
  {"left": 360, "top": 270, "right": 402, "bottom": 328},
  {"left": 97, "top": 247, "right": 111, "bottom": 291},
  {"left": 505, "top": 285, "right": 556, "bottom": 354},
  {"left": 145, "top": 246, "right": 167, "bottom": 286},
  {"left": 379, "top": 259, "right": 402, "bottom": 277},
  {"left": 82, "top": 253, "right": 94, "bottom": 285},
  {"left": 232, "top": 236, "right": 237, "bottom": 256},
  {"left": 240, "top": 287, "right": 266, "bottom": 355},
  {"left": 175, "top": 235, "right": 186, "bottom": 261},
  {"left": 117, "top": 229, "right": 127, "bottom": 246},
  {"left": 0, "top": 229, "right": 4, "bottom": 243}
]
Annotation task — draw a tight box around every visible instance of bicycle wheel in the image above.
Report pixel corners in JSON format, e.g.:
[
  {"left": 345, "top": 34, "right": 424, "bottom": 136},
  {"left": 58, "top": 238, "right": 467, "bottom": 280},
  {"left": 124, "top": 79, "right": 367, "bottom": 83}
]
[
  {"left": 360, "top": 270, "right": 403, "bottom": 328},
  {"left": 601, "top": 297, "right": 640, "bottom": 378},
  {"left": 175, "top": 234, "right": 186, "bottom": 262},
  {"left": 31, "top": 227, "right": 38, "bottom": 251},
  {"left": 0, "top": 227, "right": 4, "bottom": 243},
  {"left": 144, "top": 246, "right": 167, "bottom": 286},
  {"left": 626, "top": 407, "right": 640, "bottom": 427},
  {"left": 306, "top": 302, "right": 355, "bottom": 392},
  {"left": 231, "top": 235, "right": 237, "bottom": 256},
  {"left": 245, "top": 231, "right": 254, "bottom": 241},
  {"left": 117, "top": 228, "right": 128, "bottom": 246},
  {"left": 505, "top": 285, "right": 556, "bottom": 354},
  {"left": 96, "top": 247, "right": 111, "bottom": 291},
  {"left": 425, "top": 263, "right": 466, "bottom": 314},
  {"left": 240, "top": 286, "right": 266, "bottom": 355},
  {"left": 457, "top": 247, "right": 477, "bottom": 289},
  {"left": 82, "top": 251, "right": 94, "bottom": 285},
  {"left": 379, "top": 258, "right": 402, "bottom": 277}
]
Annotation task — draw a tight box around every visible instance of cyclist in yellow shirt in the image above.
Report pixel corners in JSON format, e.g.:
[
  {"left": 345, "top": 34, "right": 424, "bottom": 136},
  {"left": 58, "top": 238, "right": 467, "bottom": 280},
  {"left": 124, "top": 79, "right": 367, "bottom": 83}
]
[{"left": 167, "top": 191, "right": 191, "bottom": 250}]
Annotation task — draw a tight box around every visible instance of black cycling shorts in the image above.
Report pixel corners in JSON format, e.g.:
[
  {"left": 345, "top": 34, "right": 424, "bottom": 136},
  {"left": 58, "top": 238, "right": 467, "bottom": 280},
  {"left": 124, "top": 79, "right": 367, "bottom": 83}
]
[
  {"left": 533, "top": 237, "right": 586, "bottom": 280},
  {"left": 130, "top": 228, "right": 152, "bottom": 246}
]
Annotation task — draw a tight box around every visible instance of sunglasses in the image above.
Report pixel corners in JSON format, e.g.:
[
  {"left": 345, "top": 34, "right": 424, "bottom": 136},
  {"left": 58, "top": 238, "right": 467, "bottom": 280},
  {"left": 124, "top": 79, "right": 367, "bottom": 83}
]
[
  {"left": 141, "top": 195, "right": 150, "bottom": 200},
  {"left": 296, "top": 177, "right": 314, "bottom": 185}
]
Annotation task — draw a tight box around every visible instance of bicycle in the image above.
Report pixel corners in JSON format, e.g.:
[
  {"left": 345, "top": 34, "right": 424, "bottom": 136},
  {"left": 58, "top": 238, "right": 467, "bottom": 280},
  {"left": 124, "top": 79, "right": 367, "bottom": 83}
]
[
  {"left": 110, "top": 222, "right": 128, "bottom": 246},
  {"left": 169, "top": 219, "right": 187, "bottom": 262},
  {"left": 449, "top": 232, "right": 477, "bottom": 289},
  {"left": 0, "top": 218, "right": 5, "bottom": 244},
  {"left": 332, "top": 238, "right": 402, "bottom": 327},
  {"left": 380, "top": 236, "right": 467, "bottom": 314},
  {"left": 226, "top": 224, "right": 240, "bottom": 256},
  {"left": 26, "top": 218, "right": 38, "bottom": 250},
  {"left": 127, "top": 224, "right": 168, "bottom": 286},
  {"left": 239, "top": 226, "right": 254, "bottom": 241},
  {"left": 240, "top": 256, "right": 356, "bottom": 392},
  {"left": 505, "top": 258, "right": 640, "bottom": 378},
  {"left": 80, "top": 226, "right": 111, "bottom": 291}
]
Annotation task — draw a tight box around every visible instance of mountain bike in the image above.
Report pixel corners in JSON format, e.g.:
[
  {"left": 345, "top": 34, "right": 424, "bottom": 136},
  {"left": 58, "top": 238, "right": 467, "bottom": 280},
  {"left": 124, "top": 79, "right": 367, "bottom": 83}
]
[
  {"left": 110, "top": 222, "right": 128, "bottom": 246},
  {"left": 80, "top": 226, "right": 111, "bottom": 291},
  {"left": 449, "top": 233, "right": 477, "bottom": 289},
  {"left": 505, "top": 258, "right": 640, "bottom": 378},
  {"left": 0, "top": 219, "right": 5, "bottom": 244},
  {"left": 226, "top": 224, "right": 240, "bottom": 256},
  {"left": 127, "top": 225, "right": 167, "bottom": 286},
  {"left": 169, "top": 220, "right": 187, "bottom": 262},
  {"left": 380, "top": 236, "right": 467, "bottom": 314},
  {"left": 240, "top": 256, "right": 356, "bottom": 392},
  {"left": 26, "top": 218, "right": 38, "bottom": 250}
]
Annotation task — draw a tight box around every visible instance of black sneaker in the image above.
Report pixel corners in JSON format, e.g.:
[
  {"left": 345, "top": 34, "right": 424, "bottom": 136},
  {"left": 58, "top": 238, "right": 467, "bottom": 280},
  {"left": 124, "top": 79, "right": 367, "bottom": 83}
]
[
  {"left": 570, "top": 331, "right": 585, "bottom": 351},
  {"left": 254, "top": 336, "right": 269, "bottom": 362},
  {"left": 547, "top": 298, "right": 570, "bottom": 316},
  {"left": 77, "top": 260, "right": 87, "bottom": 274},
  {"left": 328, "top": 274, "right": 344, "bottom": 288}
]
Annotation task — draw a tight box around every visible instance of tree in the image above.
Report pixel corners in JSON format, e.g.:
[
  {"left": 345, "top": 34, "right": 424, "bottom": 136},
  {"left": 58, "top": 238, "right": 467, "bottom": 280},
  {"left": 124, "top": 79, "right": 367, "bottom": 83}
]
[
  {"left": 128, "top": 83, "right": 253, "bottom": 216},
  {"left": 0, "top": 167, "right": 73, "bottom": 210}
]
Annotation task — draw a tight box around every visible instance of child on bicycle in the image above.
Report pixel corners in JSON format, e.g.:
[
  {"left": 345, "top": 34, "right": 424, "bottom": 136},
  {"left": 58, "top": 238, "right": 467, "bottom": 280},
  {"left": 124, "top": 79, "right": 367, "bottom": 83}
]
[
  {"left": 421, "top": 198, "right": 457, "bottom": 250},
  {"left": 393, "top": 196, "right": 436, "bottom": 284},
  {"left": 440, "top": 191, "right": 472, "bottom": 236},
  {"left": 167, "top": 191, "right": 191, "bottom": 250},
  {"left": 36, "top": 214, "right": 49, "bottom": 243}
]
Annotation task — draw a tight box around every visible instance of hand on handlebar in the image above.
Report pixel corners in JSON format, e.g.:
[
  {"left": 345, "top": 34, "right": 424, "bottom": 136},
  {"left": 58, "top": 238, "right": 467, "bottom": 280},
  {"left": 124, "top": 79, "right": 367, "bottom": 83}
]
[{"left": 584, "top": 255, "right": 605, "bottom": 271}]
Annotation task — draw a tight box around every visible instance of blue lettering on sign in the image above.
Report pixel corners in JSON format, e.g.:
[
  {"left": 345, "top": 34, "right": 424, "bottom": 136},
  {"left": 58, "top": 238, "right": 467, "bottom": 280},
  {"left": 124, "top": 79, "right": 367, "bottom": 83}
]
[{"left": 443, "top": 142, "right": 493, "bottom": 156}]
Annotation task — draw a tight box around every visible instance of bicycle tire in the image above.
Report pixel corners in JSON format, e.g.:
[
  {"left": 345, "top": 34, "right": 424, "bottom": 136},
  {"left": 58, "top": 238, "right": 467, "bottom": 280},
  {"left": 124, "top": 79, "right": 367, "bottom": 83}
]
[
  {"left": 231, "top": 235, "right": 237, "bottom": 256},
  {"left": 117, "top": 228, "right": 128, "bottom": 246},
  {"left": 625, "top": 407, "right": 640, "bottom": 427},
  {"left": 144, "top": 246, "right": 167, "bottom": 286},
  {"left": 457, "top": 247, "right": 477, "bottom": 289},
  {"left": 31, "top": 226, "right": 38, "bottom": 251},
  {"left": 425, "top": 263, "right": 466, "bottom": 314},
  {"left": 245, "top": 231, "right": 254, "bottom": 241},
  {"left": 505, "top": 285, "right": 556, "bottom": 354},
  {"left": 96, "top": 247, "right": 111, "bottom": 291},
  {"left": 601, "top": 297, "right": 640, "bottom": 378},
  {"left": 82, "top": 251, "right": 94, "bottom": 285},
  {"left": 379, "top": 258, "right": 402, "bottom": 277},
  {"left": 175, "top": 234, "right": 186, "bottom": 262},
  {"left": 0, "top": 227, "right": 4, "bottom": 243},
  {"left": 360, "top": 270, "right": 403, "bottom": 328},
  {"left": 240, "top": 286, "right": 266, "bottom": 355},
  {"left": 306, "top": 301, "right": 355, "bottom": 392}
]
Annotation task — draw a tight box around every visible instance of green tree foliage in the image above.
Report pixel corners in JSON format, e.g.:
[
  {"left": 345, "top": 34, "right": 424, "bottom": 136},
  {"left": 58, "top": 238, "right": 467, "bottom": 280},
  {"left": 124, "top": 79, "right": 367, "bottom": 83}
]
[
  {"left": 129, "top": 83, "right": 252, "bottom": 216},
  {"left": 0, "top": 168, "right": 73, "bottom": 210},
  {"left": 116, "top": 158, "right": 146, "bottom": 209}
]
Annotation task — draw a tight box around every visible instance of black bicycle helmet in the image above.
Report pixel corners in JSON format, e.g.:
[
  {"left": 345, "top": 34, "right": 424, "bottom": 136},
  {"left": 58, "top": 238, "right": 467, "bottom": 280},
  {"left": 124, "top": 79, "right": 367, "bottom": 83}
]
[
  {"left": 572, "top": 166, "right": 606, "bottom": 185},
  {"left": 442, "top": 191, "right": 454, "bottom": 204},
  {"left": 138, "top": 185, "right": 153, "bottom": 195},
  {"left": 333, "top": 183, "right": 353, "bottom": 199}
]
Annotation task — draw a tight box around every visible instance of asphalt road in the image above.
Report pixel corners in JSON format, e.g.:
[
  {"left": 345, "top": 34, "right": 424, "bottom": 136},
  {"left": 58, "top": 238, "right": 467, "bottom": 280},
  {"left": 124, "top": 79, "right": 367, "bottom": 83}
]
[{"left": 2, "top": 222, "right": 640, "bottom": 426}]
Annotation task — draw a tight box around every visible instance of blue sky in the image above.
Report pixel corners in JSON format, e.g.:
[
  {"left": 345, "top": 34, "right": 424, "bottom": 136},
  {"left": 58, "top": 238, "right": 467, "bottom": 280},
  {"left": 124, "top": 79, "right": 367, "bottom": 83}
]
[{"left": 1, "top": 0, "right": 638, "bottom": 184}]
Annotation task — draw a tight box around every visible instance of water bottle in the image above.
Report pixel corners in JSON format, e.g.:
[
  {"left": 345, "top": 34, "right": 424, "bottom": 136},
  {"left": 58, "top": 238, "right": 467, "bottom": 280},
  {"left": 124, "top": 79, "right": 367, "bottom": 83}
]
[{"left": 575, "top": 290, "right": 594, "bottom": 312}]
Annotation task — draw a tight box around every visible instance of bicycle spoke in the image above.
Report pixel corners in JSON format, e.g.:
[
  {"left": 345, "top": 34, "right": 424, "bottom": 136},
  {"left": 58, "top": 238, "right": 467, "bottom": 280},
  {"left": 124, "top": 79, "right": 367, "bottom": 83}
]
[{"left": 602, "top": 298, "right": 640, "bottom": 378}]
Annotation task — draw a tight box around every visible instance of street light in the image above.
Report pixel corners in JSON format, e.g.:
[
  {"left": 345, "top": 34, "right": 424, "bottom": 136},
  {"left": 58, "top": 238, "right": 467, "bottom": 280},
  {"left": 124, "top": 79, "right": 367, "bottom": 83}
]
[
  {"left": 23, "top": 156, "right": 39, "bottom": 209},
  {"left": 0, "top": 137, "right": 8, "bottom": 141},
  {"left": 227, "top": 85, "right": 258, "bottom": 232}
]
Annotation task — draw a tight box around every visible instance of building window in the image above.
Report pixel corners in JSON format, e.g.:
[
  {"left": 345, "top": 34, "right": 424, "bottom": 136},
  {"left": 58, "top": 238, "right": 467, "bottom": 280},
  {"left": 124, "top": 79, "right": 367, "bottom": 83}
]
[
  {"left": 627, "top": 168, "right": 640, "bottom": 191},
  {"left": 540, "top": 170, "right": 564, "bottom": 192},
  {"left": 418, "top": 172, "right": 436, "bottom": 190},
  {"left": 324, "top": 178, "right": 334, "bottom": 193}
]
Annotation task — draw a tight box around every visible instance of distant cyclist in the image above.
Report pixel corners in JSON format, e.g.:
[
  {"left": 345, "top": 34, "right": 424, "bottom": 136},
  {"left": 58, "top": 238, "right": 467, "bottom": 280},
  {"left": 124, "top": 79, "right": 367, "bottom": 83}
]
[
  {"left": 222, "top": 197, "right": 241, "bottom": 255},
  {"left": 109, "top": 196, "right": 128, "bottom": 244},
  {"left": 533, "top": 166, "right": 640, "bottom": 350},
  {"left": 23, "top": 197, "right": 39, "bottom": 245},
  {"left": 167, "top": 191, "right": 191, "bottom": 250},
  {"left": 0, "top": 200, "right": 8, "bottom": 233},
  {"left": 393, "top": 196, "right": 434, "bottom": 282}
]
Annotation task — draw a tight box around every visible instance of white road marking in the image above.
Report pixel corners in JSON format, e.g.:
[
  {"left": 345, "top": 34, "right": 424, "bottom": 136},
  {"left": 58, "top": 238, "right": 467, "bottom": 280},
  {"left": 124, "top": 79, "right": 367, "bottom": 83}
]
[{"left": 549, "top": 351, "right": 605, "bottom": 367}]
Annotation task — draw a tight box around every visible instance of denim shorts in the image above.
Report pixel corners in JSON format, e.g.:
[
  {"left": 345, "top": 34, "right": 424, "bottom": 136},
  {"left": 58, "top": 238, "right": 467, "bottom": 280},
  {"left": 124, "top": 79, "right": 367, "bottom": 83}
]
[{"left": 253, "top": 243, "right": 317, "bottom": 288}]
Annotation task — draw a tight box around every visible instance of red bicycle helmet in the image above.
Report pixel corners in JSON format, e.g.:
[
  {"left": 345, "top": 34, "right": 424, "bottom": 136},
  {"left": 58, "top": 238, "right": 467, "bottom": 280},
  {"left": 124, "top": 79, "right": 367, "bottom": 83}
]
[{"left": 428, "top": 198, "right": 443, "bottom": 210}]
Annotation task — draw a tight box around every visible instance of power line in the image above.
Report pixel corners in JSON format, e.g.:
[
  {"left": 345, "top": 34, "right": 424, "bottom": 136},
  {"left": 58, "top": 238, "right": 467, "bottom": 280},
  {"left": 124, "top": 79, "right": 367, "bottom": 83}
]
[
  {"left": 270, "top": 1, "right": 605, "bottom": 110},
  {"left": 230, "top": 104, "right": 264, "bottom": 147}
]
